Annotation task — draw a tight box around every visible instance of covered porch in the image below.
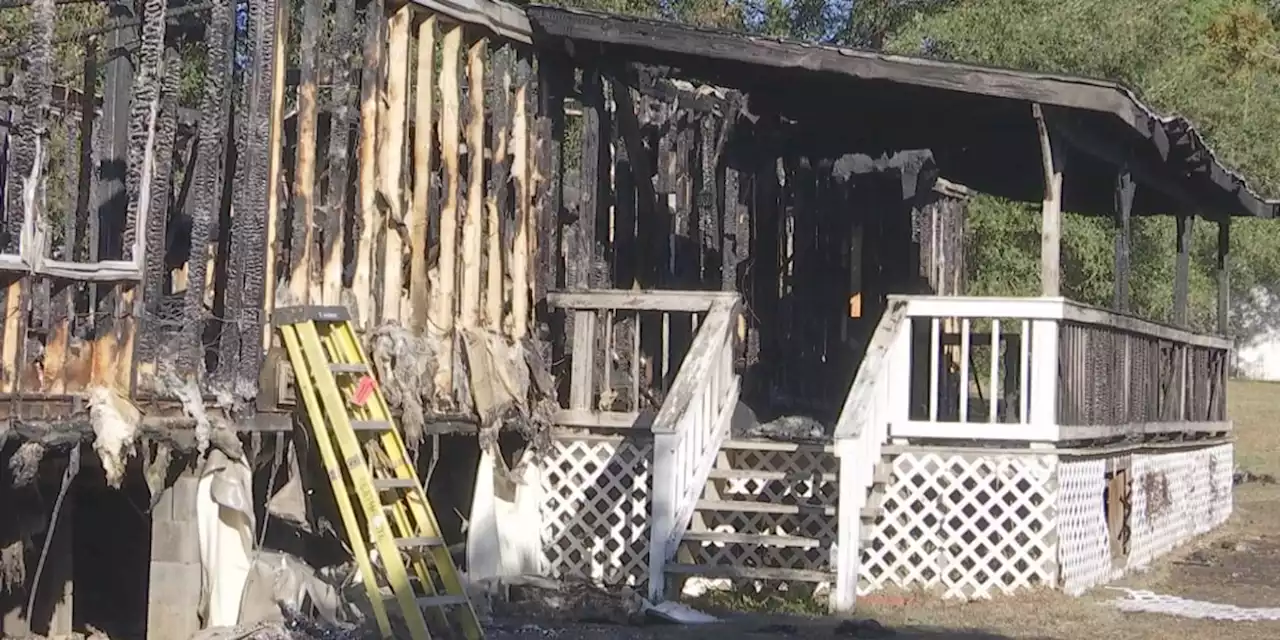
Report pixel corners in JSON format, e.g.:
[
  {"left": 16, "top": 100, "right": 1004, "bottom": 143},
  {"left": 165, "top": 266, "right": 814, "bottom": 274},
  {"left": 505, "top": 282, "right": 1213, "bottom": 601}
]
[{"left": 518, "top": 2, "right": 1263, "bottom": 612}]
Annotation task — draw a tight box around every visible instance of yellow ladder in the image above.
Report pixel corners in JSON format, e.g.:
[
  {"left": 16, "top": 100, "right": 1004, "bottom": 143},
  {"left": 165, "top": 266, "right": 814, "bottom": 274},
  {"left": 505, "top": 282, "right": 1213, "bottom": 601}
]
[{"left": 275, "top": 306, "right": 484, "bottom": 640}]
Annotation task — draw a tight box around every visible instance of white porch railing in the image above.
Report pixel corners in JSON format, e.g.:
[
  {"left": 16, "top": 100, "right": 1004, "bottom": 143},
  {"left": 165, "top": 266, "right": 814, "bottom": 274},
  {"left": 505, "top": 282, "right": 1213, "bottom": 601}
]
[
  {"left": 647, "top": 295, "right": 740, "bottom": 601},
  {"left": 831, "top": 299, "right": 910, "bottom": 612},
  {"left": 545, "top": 290, "right": 742, "bottom": 600},
  {"left": 890, "top": 296, "right": 1232, "bottom": 442},
  {"left": 831, "top": 294, "right": 1233, "bottom": 611}
]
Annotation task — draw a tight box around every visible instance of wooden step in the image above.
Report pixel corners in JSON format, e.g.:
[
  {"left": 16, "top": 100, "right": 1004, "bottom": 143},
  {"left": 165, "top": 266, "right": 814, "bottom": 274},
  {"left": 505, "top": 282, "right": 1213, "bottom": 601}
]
[
  {"left": 695, "top": 499, "right": 879, "bottom": 520},
  {"left": 720, "top": 439, "right": 835, "bottom": 453},
  {"left": 681, "top": 531, "right": 823, "bottom": 548},
  {"left": 681, "top": 528, "right": 873, "bottom": 547},
  {"left": 665, "top": 562, "right": 832, "bottom": 583},
  {"left": 707, "top": 465, "right": 891, "bottom": 485},
  {"left": 707, "top": 468, "right": 836, "bottom": 482}
]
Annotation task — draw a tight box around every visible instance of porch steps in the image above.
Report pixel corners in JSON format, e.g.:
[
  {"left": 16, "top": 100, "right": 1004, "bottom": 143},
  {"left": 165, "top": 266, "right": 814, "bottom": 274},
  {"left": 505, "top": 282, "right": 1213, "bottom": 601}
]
[{"left": 664, "top": 437, "right": 890, "bottom": 586}]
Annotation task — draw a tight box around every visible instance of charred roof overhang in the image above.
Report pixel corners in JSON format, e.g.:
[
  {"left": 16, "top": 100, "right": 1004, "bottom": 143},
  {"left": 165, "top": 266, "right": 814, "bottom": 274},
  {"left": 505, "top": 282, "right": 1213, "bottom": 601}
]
[{"left": 525, "top": 5, "right": 1278, "bottom": 222}]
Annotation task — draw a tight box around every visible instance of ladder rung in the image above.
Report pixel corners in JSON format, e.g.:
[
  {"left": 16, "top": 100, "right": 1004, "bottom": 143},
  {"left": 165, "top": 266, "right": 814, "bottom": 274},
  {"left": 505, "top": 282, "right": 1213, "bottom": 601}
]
[
  {"left": 330, "top": 362, "right": 371, "bottom": 374},
  {"left": 413, "top": 595, "right": 470, "bottom": 608},
  {"left": 351, "top": 420, "right": 393, "bottom": 432},
  {"left": 395, "top": 536, "right": 444, "bottom": 550},
  {"left": 373, "top": 478, "right": 418, "bottom": 491}
]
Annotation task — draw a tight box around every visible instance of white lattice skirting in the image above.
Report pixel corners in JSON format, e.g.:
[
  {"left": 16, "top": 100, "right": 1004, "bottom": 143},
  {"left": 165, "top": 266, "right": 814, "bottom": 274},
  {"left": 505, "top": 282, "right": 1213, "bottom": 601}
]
[
  {"left": 536, "top": 436, "right": 1233, "bottom": 600},
  {"left": 539, "top": 434, "right": 654, "bottom": 587},
  {"left": 861, "top": 452, "right": 1057, "bottom": 599},
  {"left": 864, "top": 443, "right": 1234, "bottom": 599}
]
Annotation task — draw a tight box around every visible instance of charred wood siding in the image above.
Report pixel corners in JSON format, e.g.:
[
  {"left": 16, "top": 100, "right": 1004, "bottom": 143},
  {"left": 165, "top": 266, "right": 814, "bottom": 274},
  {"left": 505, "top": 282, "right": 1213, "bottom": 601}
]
[{"left": 528, "top": 61, "right": 970, "bottom": 419}]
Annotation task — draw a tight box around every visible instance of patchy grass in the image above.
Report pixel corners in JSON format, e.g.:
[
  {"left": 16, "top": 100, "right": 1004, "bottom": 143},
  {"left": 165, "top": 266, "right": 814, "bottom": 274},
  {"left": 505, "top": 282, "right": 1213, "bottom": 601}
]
[{"left": 1229, "top": 378, "right": 1280, "bottom": 476}]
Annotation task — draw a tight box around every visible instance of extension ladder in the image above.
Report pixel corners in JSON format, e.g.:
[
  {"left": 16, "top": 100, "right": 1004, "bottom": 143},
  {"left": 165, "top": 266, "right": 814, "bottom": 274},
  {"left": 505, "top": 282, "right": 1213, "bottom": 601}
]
[{"left": 275, "top": 306, "right": 484, "bottom": 640}]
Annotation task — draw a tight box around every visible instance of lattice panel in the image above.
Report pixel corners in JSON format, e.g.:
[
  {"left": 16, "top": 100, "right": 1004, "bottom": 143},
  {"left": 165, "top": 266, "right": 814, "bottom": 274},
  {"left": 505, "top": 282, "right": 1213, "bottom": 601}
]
[
  {"left": 1056, "top": 458, "right": 1111, "bottom": 595},
  {"left": 860, "top": 453, "right": 1057, "bottom": 599},
  {"left": 1126, "top": 444, "right": 1233, "bottom": 572},
  {"left": 540, "top": 435, "right": 653, "bottom": 587}
]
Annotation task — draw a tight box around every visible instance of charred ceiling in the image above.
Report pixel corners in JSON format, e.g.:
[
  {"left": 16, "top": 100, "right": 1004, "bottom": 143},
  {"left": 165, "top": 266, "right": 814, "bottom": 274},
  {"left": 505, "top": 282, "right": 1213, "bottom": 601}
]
[{"left": 525, "top": 4, "right": 1279, "bottom": 223}]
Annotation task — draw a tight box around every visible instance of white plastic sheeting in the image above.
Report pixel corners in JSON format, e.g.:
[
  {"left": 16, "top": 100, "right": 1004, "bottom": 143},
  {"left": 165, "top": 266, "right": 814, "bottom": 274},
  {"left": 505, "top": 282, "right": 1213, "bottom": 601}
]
[
  {"left": 198, "top": 448, "right": 257, "bottom": 628},
  {"left": 1108, "top": 588, "right": 1280, "bottom": 621},
  {"left": 467, "top": 447, "right": 546, "bottom": 581}
]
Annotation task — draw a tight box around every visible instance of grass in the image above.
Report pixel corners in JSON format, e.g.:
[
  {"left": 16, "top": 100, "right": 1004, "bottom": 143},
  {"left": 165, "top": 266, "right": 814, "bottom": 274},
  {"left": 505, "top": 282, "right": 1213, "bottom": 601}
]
[
  {"left": 680, "top": 378, "right": 1280, "bottom": 639},
  {"left": 1226, "top": 378, "right": 1280, "bottom": 476}
]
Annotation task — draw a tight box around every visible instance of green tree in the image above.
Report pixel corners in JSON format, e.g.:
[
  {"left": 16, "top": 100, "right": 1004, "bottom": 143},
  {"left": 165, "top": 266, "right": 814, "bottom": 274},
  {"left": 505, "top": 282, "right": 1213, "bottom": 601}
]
[{"left": 889, "top": 0, "right": 1280, "bottom": 334}]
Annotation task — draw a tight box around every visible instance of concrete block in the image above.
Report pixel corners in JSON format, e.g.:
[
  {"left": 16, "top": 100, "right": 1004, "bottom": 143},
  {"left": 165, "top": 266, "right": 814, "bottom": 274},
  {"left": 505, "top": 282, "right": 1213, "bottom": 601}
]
[
  {"left": 150, "top": 520, "right": 201, "bottom": 564},
  {"left": 146, "top": 561, "right": 202, "bottom": 640},
  {"left": 168, "top": 475, "right": 200, "bottom": 523}
]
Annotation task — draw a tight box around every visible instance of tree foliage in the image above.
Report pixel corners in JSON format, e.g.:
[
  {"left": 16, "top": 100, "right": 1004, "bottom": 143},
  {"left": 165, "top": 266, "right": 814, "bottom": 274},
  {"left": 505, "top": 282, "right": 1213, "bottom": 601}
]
[{"left": 887, "top": 0, "right": 1280, "bottom": 334}]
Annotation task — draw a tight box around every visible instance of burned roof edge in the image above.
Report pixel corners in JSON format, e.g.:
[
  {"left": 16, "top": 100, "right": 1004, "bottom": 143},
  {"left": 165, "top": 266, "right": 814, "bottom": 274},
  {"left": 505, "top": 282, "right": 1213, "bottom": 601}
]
[{"left": 524, "top": 4, "right": 1278, "bottom": 220}]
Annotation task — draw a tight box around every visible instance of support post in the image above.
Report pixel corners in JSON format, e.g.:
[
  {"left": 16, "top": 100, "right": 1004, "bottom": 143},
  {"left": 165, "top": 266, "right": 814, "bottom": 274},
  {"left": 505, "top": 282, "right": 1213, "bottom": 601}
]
[
  {"left": 1217, "top": 219, "right": 1230, "bottom": 335},
  {"left": 1032, "top": 104, "right": 1062, "bottom": 298},
  {"left": 1174, "top": 214, "right": 1193, "bottom": 327},
  {"left": 146, "top": 469, "right": 201, "bottom": 640},
  {"left": 1114, "top": 167, "right": 1134, "bottom": 312}
]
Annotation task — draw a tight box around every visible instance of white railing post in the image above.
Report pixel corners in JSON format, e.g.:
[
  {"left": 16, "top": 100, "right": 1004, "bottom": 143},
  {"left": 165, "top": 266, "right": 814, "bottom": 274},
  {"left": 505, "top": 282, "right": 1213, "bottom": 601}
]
[
  {"left": 833, "top": 437, "right": 863, "bottom": 612},
  {"left": 831, "top": 300, "right": 909, "bottom": 613},
  {"left": 1028, "top": 317, "right": 1060, "bottom": 440},
  {"left": 648, "top": 428, "right": 678, "bottom": 601}
]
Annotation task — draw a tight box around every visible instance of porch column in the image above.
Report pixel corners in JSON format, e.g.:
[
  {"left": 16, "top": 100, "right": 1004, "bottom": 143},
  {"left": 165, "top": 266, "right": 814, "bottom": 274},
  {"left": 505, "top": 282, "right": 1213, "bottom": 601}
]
[
  {"left": 1217, "top": 219, "right": 1231, "bottom": 335},
  {"left": 1114, "top": 168, "right": 1134, "bottom": 312},
  {"left": 146, "top": 466, "right": 202, "bottom": 640},
  {"left": 1174, "top": 214, "right": 1193, "bottom": 327},
  {"left": 1033, "top": 104, "right": 1063, "bottom": 297}
]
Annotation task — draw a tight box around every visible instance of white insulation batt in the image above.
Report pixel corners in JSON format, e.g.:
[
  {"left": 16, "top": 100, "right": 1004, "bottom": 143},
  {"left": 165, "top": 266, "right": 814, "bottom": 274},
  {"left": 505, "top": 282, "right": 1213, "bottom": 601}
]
[
  {"left": 87, "top": 386, "right": 142, "bottom": 488},
  {"left": 467, "top": 447, "right": 546, "bottom": 581},
  {"left": 197, "top": 448, "right": 257, "bottom": 628}
]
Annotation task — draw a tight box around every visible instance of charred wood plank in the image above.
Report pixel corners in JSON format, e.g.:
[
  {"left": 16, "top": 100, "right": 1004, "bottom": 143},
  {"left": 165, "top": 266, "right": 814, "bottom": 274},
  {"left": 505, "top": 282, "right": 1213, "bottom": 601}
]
[
  {"left": 1, "top": 0, "right": 54, "bottom": 393},
  {"left": 379, "top": 3, "right": 411, "bottom": 324},
  {"left": 1114, "top": 167, "right": 1134, "bottom": 313},
  {"left": 409, "top": 16, "right": 436, "bottom": 332},
  {"left": 574, "top": 67, "right": 603, "bottom": 289},
  {"left": 485, "top": 45, "right": 511, "bottom": 331},
  {"left": 510, "top": 52, "right": 532, "bottom": 338},
  {"left": 1174, "top": 214, "right": 1192, "bottom": 327},
  {"left": 1217, "top": 219, "right": 1229, "bottom": 336},
  {"left": 460, "top": 36, "right": 485, "bottom": 328},
  {"left": 697, "top": 115, "right": 718, "bottom": 286},
  {"left": 218, "top": 0, "right": 277, "bottom": 395},
  {"left": 181, "top": 0, "right": 235, "bottom": 377},
  {"left": 430, "top": 24, "right": 462, "bottom": 404},
  {"left": 352, "top": 0, "right": 384, "bottom": 327},
  {"left": 321, "top": 0, "right": 357, "bottom": 305},
  {"left": 138, "top": 46, "right": 181, "bottom": 366},
  {"left": 291, "top": 0, "right": 322, "bottom": 303}
]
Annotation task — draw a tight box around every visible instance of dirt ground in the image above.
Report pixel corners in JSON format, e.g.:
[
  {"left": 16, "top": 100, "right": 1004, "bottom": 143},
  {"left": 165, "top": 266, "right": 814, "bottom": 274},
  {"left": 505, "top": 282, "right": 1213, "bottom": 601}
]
[{"left": 487, "top": 380, "right": 1280, "bottom": 639}]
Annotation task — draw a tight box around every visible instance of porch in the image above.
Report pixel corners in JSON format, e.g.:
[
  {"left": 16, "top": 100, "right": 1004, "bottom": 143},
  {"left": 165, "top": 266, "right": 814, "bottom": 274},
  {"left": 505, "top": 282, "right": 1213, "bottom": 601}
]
[{"left": 535, "top": 289, "right": 1232, "bottom": 611}]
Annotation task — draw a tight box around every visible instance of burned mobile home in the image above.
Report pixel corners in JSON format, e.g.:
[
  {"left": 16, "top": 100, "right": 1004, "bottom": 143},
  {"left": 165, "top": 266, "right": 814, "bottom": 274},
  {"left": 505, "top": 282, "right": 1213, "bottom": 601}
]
[{"left": 0, "top": 0, "right": 1266, "bottom": 637}]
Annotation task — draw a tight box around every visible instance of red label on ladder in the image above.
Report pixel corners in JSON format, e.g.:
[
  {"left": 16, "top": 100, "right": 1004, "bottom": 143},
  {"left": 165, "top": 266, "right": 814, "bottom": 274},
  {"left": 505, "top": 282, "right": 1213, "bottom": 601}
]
[{"left": 352, "top": 375, "right": 377, "bottom": 406}]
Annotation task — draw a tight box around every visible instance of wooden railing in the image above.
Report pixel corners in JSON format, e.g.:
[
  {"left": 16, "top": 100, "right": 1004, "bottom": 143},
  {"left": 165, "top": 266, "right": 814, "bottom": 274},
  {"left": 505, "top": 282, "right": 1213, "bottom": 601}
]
[
  {"left": 884, "top": 296, "right": 1232, "bottom": 442},
  {"left": 830, "top": 299, "right": 910, "bottom": 612},
  {"left": 545, "top": 289, "right": 741, "bottom": 600}
]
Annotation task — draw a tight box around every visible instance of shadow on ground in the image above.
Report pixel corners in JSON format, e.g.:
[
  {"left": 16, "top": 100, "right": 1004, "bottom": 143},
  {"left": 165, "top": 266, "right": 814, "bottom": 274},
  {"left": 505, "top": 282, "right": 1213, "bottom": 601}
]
[{"left": 487, "top": 613, "right": 1027, "bottom": 639}]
